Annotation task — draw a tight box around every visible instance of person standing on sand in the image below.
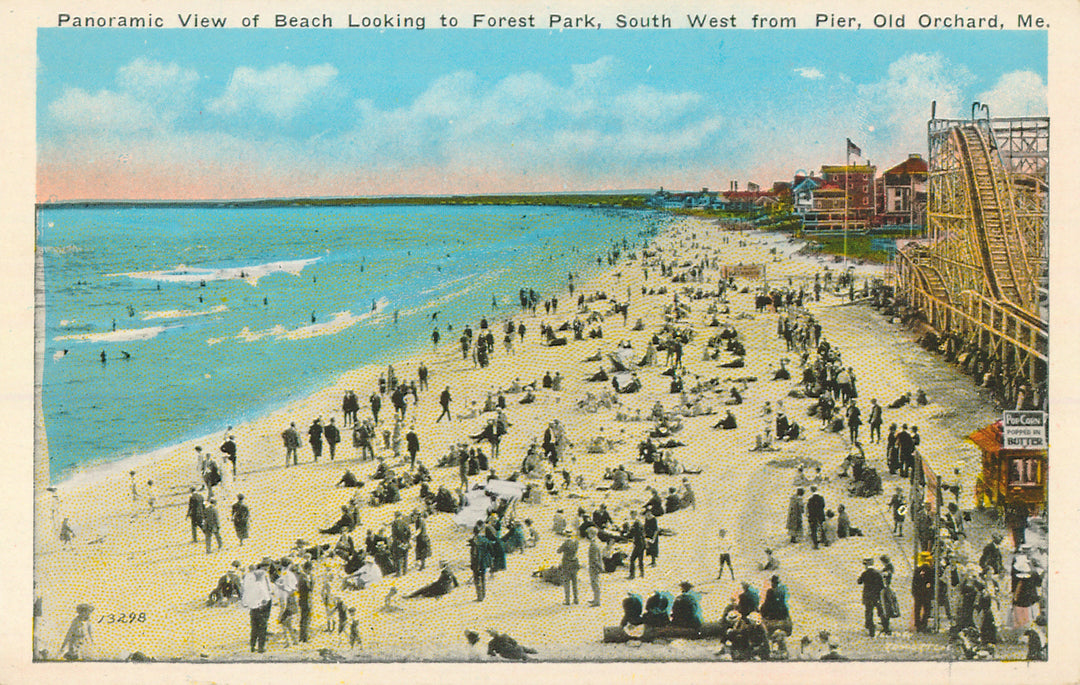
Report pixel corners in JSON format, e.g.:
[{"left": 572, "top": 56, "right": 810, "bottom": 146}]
[
  {"left": 868, "top": 399, "right": 883, "bottom": 444},
  {"left": 324, "top": 418, "right": 340, "bottom": 461},
  {"left": 786, "top": 489, "right": 804, "bottom": 543},
  {"left": 458, "top": 447, "right": 470, "bottom": 489},
  {"left": 276, "top": 562, "right": 300, "bottom": 647},
  {"left": 437, "top": 387, "right": 452, "bottom": 422},
  {"left": 858, "top": 557, "right": 890, "bottom": 636},
  {"left": 220, "top": 434, "right": 238, "bottom": 478},
  {"left": 557, "top": 534, "right": 581, "bottom": 605},
  {"left": 469, "top": 524, "right": 488, "bottom": 602},
  {"left": 406, "top": 425, "right": 420, "bottom": 468},
  {"left": 807, "top": 486, "right": 826, "bottom": 549},
  {"left": 297, "top": 561, "right": 313, "bottom": 644},
  {"left": 846, "top": 400, "right": 862, "bottom": 444},
  {"left": 231, "top": 494, "right": 250, "bottom": 546},
  {"left": 628, "top": 510, "right": 646, "bottom": 579},
  {"left": 718, "top": 528, "right": 735, "bottom": 580},
  {"left": 203, "top": 498, "right": 223, "bottom": 554},
  {"left": 586, "top": 527, "right": 603, "bottom": 606},
  {"left": 391, "top": 511, "right": 412, "bottom": 576},
  {"left": 186, "top": 487, "right": 204, "bottom": 543},
  {"left": 59, "top": 603, "right": 94, "bottom": 660},
  {"left": 370, "top": 392, "right": 382, "bottom": 424},
  {"left": 342, "top": 391, "right": 358, "bottom": 426},
  {"left": 282, "top": 423, "right": 300, "bottom": 466},
  {"left": 308, "top": 418, "right": 324, "bottom": 462},
  {"left": 644, "top": 509, "right": 660, "bottom": 567},
  {"left": 194, "top": 445, "right": 207, "bottom": 482}
]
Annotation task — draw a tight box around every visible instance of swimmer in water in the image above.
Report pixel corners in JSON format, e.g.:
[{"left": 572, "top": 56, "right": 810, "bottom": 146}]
[
  {"left": 100, "top": 350, "right": 106, "bottom": 364},
  {"left": 121, "top": 351, "right": 131, "bottom": 360},
  {"left": 311, "top": 311, "right": 316, "bottom": 323}
]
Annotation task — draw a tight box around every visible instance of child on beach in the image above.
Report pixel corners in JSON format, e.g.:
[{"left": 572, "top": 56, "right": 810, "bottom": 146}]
[
  {"left": 348, "top": 608, "right": 361, "bottom": 649},
  {"left": 59, "top": 603, "right": 94, "bottom": 660}
]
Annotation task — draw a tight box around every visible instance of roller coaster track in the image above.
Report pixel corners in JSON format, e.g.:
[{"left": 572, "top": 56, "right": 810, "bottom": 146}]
[{"left": 953, "top": 125, "right": 1034, "bottom": 311}]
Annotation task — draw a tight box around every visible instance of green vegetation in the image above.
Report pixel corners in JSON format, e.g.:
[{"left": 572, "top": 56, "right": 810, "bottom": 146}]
[{"left": 798, "top": 228, "right": 919, "bottom": 263}]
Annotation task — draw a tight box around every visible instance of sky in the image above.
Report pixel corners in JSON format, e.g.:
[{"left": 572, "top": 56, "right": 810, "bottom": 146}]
[{"left": 37, "top": 29, "right": 1047, "bottom": 201}]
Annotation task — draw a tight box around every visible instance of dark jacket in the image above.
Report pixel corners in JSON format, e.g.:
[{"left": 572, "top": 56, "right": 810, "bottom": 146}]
[{"left": 858, "top": 567, "right": 884, "bottom": 605}]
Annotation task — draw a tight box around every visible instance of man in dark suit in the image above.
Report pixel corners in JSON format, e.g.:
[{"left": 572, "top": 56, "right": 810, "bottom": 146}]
[
  {"left": 307, "top": 418, "right": 323, "bottom": 462},
  {"left": 186, "top": 487, "right": 204, "bottom": 543},
  {"left": 807, "top": 486, "right": 826, "bottom": 549},
  {"left": 627, "top": 510, "right": 646, "bottom": 579},
  {"left": 220, "top": 435, "right": 238, "bottom": 477},
  {"left": 323, "top": 419, "right": 341, "bottom": 461},
  {"left": 897, "top": 424, "right": 914, "bottom": 478},
  {"left": 867, "top": 399, "right": 883, "bottom": 444},
  {"left": 202, "top": 498, "right": 222, "bottom": 554},
  {"left": 390, "top": 511, "right": 412, "bottom": 576},
  {"left": 406, "top": 426, "right": 420, "bottom": 468},
  {"left": 858, "top": 558, "right": 889, "bottom": 636}
]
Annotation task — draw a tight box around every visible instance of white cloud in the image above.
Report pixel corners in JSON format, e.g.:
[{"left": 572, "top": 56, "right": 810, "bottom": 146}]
[
  {"left": 571, "top": 56, "right": 615, "bottom": 86},
  {"left": 48, "top": 88, "right": 163, "bottom": 133},
  {"left": 977, "top": 71, "right": 1047, "bottom": 117},
  {"left": 208, "top": 63, "right": 339, "bottom": 120},
  {"left": 47, "top": 58, "right": 200, "bottom": 135},
  {"left": 116, "top": 58, "right": 198, "bottom": 103},
  {"left": 794, "top": 67, "right": 825, "bottom": 80},
  {"left": 855, "top": 52, "right": 975, "bottom": 164}
]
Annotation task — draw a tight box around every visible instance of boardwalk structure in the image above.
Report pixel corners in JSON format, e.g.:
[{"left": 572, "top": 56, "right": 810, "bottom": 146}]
[{"left": 895, "top": 104, "right": 1048, "bottom": 389}]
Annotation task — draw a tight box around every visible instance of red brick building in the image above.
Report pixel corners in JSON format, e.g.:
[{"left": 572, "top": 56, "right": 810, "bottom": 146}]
[{"left": 820, "top": 163, "right": 876, "bottom": 231}]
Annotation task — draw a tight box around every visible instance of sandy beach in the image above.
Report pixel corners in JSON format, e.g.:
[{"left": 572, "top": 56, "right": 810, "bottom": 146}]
[{"left": 33, "top": 216, "right": 1020, "bottom": 663}]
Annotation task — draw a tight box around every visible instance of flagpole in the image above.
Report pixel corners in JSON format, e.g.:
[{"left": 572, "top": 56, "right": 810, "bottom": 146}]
[{"left": 844, "top": 141, "right": 849, "bottom": 270}]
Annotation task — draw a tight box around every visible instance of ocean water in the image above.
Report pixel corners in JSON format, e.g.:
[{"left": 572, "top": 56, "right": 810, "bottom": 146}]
[{"left": 37, "top": 204, "right": 667, "bottom": 482}]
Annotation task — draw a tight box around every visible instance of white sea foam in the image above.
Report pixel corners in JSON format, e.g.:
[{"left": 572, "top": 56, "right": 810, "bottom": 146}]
[
  {"left": 418, "top": 272, "right": 479, "bottom": 295},
  {"left": 113, "top": 257, "right": 320, "bottom": 287},
  {"left": 54, "top": 325, "right": 173, "bottom": 343},
  {"left": 400, "top": 284, "right": 478, "bottom": 318},
  {"left": 142, "top": 304, "right": 228, "bottom": 320},
  {"left": 278, "top": 298, "right": 390, "bottom": 341},
  {"left": 236, "top": 325, "right": 288, "bottom": 342}
]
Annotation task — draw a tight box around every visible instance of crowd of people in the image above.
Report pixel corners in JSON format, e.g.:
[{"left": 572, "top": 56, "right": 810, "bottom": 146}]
[{"left": 52, "top": 224, "right": 1048, "bottom": 663}]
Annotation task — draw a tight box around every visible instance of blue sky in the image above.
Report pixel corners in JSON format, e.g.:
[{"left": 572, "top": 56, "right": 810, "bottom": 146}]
[{"left": 37, "top": 29, "right": 1047, "bottom": 200}]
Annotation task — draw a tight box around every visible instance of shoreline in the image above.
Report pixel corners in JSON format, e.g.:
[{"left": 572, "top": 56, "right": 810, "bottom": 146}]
[{"left": 41, "top": 211, "right": 656, "bottom": 492}]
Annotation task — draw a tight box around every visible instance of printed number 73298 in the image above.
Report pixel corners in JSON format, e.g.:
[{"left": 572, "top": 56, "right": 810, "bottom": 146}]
[{"left": 97, "top": 612, "right": 147, "bottom": 623}]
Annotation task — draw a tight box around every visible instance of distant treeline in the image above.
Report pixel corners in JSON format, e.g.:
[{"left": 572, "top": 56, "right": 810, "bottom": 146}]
[{"left": 39, "top": 193, "right": 652, "bottom": 210}]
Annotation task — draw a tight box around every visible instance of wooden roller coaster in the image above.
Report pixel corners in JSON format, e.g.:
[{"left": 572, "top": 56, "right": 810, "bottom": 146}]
[{"left": 896, "top": 104, "right": 1048, "bottom": 386}]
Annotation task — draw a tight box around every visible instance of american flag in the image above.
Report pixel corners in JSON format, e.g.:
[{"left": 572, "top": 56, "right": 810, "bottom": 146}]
[{"left": 846, "top": 138, "right": 862, "bottom": 158}]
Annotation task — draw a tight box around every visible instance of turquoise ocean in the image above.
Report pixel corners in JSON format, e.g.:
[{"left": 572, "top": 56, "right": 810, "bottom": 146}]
[{"left": 37, "top": 204, "right": 667, "bottom": 482}]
